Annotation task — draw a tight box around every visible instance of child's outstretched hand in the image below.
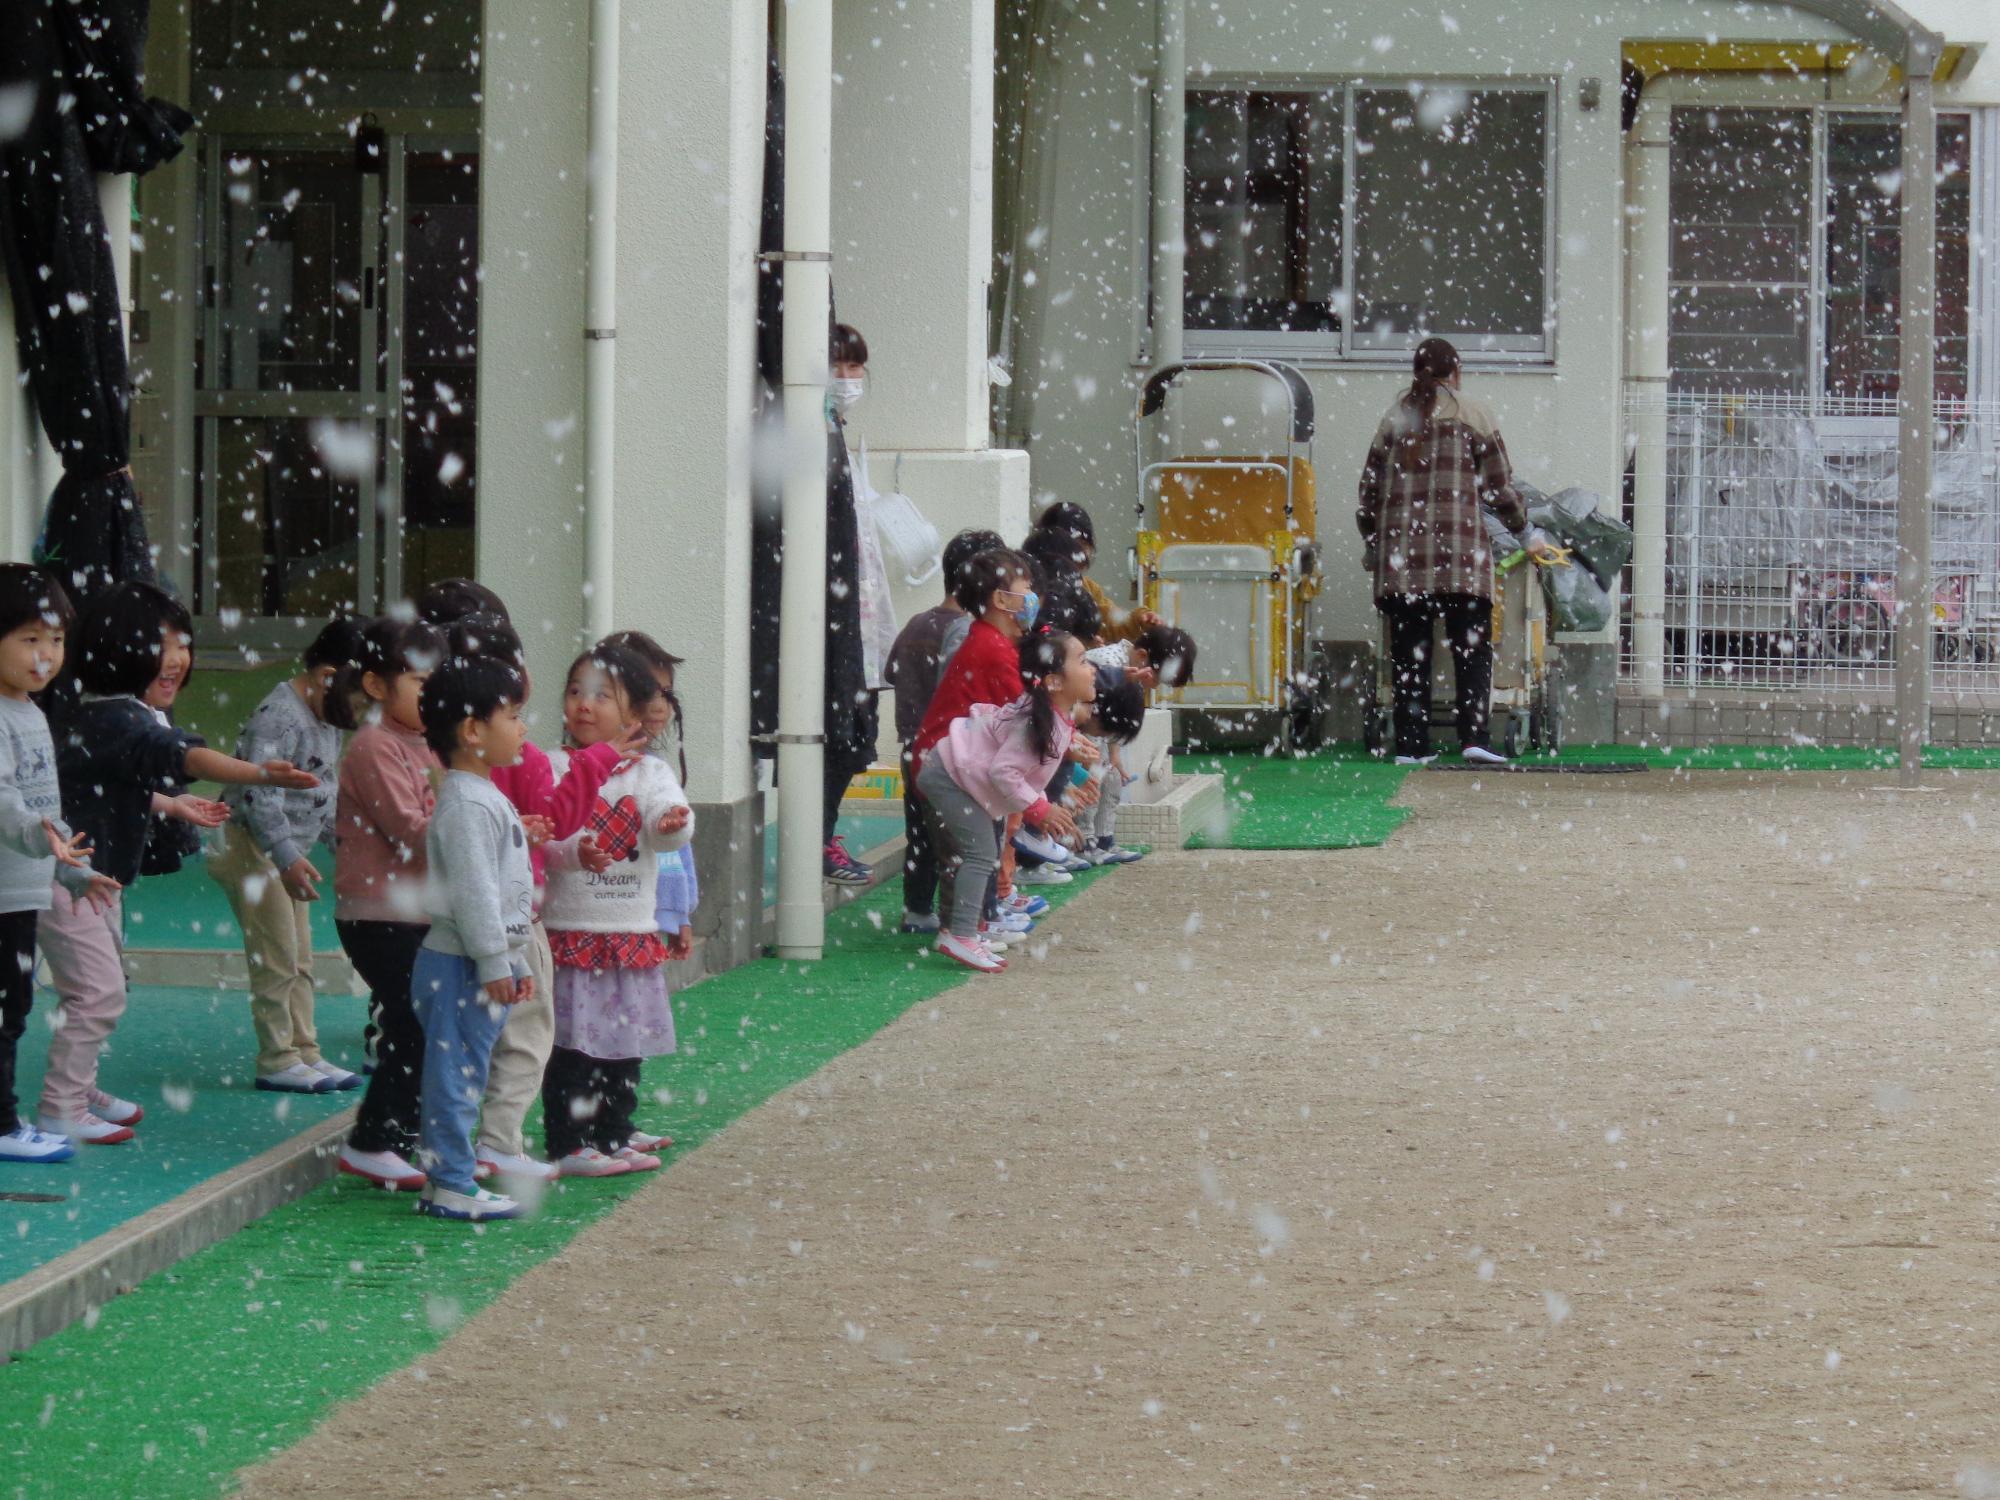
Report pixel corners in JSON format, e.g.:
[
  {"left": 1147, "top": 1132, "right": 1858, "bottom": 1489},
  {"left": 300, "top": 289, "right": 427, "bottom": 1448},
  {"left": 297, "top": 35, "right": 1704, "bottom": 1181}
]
[
  {"left": 1070, "top": 777, "right": 1101, "bottom": 809},
  {"left": 610, "top": 721, "right": 652, "bottom": 760},
  {"left": 666, "top": 925, "right": 694, "bottom": 961},
  {"left": 520, "top": 814, "right": 555, "bottom": 847},
  {"left": 657, "top": 805, "right": 691, "bottom": 836},
  {"left": 165, "top": 793, "right": 230, "bottom": 827},
  {"left": 43, "top": 821, "right": 92, "bottom": 869},
  {"left": 576, "top": 832, "right": 614, "bottom": 874},
  {"left": 280, "top": 856, "right": 322, "bottom": 903},
  {"left": 1040, "top": 804, "right": 1080, "bottom": 842},
  {"left": 1129, "top": 664, "right": 1160, "bottom": 691},
  {"left": 1069, "top": 737, "right": 1103, "bottom": 766},
  {"left": 260, "top": 760, "right": 320, "bottom": 790},
  {"left": 78, "top": 872, "right": 122, "bottom": 911}
]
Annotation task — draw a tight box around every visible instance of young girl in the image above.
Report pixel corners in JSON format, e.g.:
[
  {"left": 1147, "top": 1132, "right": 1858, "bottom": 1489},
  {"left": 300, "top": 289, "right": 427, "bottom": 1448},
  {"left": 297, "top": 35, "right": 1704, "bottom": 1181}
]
[
  {"left": 332, "top": 616, "right": 445, "bottom": 1190},
  {"left": 38, "top": 582, "right": 319, "bottom": 1145},
  {"left": 541, "top": 644, "right": 693, "bottom": 1177},
  {"left": 914, "top": 630, "right": 1098, "bottom": 974}
]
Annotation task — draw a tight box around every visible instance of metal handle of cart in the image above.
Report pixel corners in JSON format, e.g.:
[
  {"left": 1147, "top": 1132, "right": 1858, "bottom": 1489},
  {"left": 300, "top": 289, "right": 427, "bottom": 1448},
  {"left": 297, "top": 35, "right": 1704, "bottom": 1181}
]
[{"left": 1133, "top": 359, "right": 1315, "bottom": 527}]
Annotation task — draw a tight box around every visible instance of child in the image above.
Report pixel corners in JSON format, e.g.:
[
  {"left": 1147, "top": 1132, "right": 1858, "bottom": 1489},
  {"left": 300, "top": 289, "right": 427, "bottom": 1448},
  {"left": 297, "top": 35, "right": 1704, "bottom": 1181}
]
[
  {"left": 883, "top": 529, "right": 1004, "bottom": 936},
  {"left": 0, "top": 566, "right": 116, "bottom": 1164},
  {"left": 332, "top": 616, "right": 445, "bottom": 1190},
  {"left": 1078, "top": 623, "right": 1198, "bottom": 865},
  {"left": 39, "top": 582, "right": 319, "bottom": 1145},
  {"left": 914, "top": 630, "right": 1098, "bottom": 974},
  {"left": 540, "top": 645, "right": 692, "bottom": 1176},
  {"left": 410, "top": 654, "right": 537, "bottom": 1222},
  {"left": 208, "top": 617, "right": 368, "bottom": 1093},
  {"left": 1067, "top": 676, "right": 1146, "bottom": 864},
  {"left": 443, "top": 611, "right": 632, "bottom": 1184}
]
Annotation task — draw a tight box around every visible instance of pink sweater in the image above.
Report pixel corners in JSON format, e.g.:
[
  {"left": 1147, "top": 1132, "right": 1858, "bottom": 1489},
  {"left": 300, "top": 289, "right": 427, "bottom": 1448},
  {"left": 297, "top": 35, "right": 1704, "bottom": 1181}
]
[
  {"left": 490, "top": 739, "right": 621, "bottom": 888},
  {"left": 333, "top": 717, "right": 439, "bottom": 924},
  {"left": 931, "top": 695, "right": 1075, "bottom": 827}
]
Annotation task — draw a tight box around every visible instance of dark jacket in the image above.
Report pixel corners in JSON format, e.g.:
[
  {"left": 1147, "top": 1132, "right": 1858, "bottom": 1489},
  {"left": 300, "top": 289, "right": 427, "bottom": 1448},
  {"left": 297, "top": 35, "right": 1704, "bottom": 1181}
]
[
  {"left": 1021, "top": 528, "right": 1102, "bottom": 641},
  {"left": 884, "top": 603, "right": 962, "bottom": 745},
  {"left": 56, "top": 695, "right": 204, "bottom": 886}
]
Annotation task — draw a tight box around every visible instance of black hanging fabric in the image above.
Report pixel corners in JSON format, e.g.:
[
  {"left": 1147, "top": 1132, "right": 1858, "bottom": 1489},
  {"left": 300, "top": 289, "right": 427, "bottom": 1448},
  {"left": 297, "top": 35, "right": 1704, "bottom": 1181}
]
[{"left": 0, "top": 0, "right": 191, "bottom": 606}]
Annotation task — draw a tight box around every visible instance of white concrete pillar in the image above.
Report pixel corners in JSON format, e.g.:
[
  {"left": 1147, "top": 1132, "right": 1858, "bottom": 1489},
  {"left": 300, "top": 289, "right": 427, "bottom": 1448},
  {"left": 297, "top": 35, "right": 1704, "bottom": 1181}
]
[
  {"left": 1624, "top": 87, "right": 1672, "bottom": 697},
  {"left": 476, "top": 0, "right": 591, "bottom": 713},
  {"left": 0, "top": 286, "right": 33, "bottom": 562}
]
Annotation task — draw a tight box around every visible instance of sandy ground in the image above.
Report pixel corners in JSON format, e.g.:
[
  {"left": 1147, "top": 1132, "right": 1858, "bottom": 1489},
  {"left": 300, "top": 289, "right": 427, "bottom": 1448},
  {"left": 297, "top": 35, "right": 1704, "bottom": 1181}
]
[{"left": 240, "top": 770, "right": 2000, "bottom": 1499}]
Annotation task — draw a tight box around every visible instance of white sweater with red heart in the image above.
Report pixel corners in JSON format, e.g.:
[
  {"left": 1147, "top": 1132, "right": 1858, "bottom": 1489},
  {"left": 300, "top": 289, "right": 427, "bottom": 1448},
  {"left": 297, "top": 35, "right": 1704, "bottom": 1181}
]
[{"left": 540, "top": 751, "right": 694, "bottom": 934}]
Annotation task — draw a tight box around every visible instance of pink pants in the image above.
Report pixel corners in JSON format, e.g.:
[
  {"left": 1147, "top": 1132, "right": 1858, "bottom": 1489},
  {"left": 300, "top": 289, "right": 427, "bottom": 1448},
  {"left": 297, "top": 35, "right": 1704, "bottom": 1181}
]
[{"left": 37, "top": 887, "right": 127, "bottom": 1126}]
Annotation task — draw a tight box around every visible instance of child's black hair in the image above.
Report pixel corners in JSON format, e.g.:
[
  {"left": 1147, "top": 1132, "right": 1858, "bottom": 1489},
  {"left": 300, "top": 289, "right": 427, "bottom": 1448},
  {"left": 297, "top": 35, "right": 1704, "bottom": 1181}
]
[
  {"left": 70, "top": 580, "right": 193, "bottom": 698},
  {"left": 564, "top": 641, "right": 662, "bottom": 726},
  {"left": 831, "top": 322, "right": 869, "bottom": 366},
  {"left": 1089, "top": 674, "right": 1146, "bottom": 744},
  {"left": 446, "top": 611, "right": 525, "bottom": 670},
  {"left": 303, "top": 615, "right": 368, "bottom": 673},
  {"left": 419, "top": 655, "right": 526, "bottom": 762},
  {"left": 953, "top": 546, "right": 1033, "bottom": 615},
  {"left": 1017, "top": 629, "right": 1079, "bottom": 763},
  {"left": 1135, "top": 622, "right": 1198, "bottom": 688},
  {"left": 597, "top": 630, "right": 688, "bottom": 784},
  {"left": 1037, "top": 501, "right": 1095, "bottom": 548},
  {"left": 0, "top": 563, "right": 75, "bottom": 639},
  {"left": 416, "top": 577, "right": 510, "bottom": 627},
  {"left": 942, "top": 529, "right": 1004, "bottom": 600},
  {"left": 326, "top": 615, "right": 445, "bottom": 730}
]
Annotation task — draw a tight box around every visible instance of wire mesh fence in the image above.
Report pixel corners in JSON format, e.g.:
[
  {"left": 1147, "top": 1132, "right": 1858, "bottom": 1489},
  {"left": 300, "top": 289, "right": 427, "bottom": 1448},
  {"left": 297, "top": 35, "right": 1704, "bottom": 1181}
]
[{"left": 1624, "top": 392, "right": 2000, "bottom": 705}]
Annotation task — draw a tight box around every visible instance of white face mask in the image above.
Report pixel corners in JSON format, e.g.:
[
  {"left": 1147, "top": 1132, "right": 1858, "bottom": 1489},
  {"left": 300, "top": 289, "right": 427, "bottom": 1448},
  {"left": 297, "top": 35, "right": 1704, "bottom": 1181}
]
[{"left": 830, "top": 376, "right": 866, "bottom": 416}]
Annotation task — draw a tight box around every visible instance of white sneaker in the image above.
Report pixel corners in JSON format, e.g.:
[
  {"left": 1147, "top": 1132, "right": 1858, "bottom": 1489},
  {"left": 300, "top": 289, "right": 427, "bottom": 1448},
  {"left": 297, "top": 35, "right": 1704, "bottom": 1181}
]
[
  {"left": 0, "top": 1123, "right": 74, "bottom": 1163},
  {"left": 337, "top": 1143, "right": 427, "bottom": 1190},
  {"left": 936, "top": 931, "right": 1005, "bottom": 973},
  {"left": 1394, "top": 754, "right": 1438, "bottom": 767},
  {"left": 557, "top": 1146, "right": 634, "bottom": 1178},
  {"left": 1461, "top": 745, "right": 1509, "bottom": 765},
  {"left": 257, "top": 1062, "right": 335, "bottom": 1094},
  {"left": 38, "top": 1111, "right": 133, "bottom": 1145},
  {"left": 994, "top": 910, "right": 1035, "bottom": 934},
  {"left": 979, "top": 924, "right": 1015, "bottom": 951},
  {"left": 1015, "top": 864, "right": 1072, "bottom": 887},
  {"left": 475, "top": 1149, "right": 560, "bottom": 1182},
  {"left": 612, "top": 1146, "right": 662, "bottom": 1173},
  {"left": 416, "top": 1184, "right": 521, "bottom": 1221},
  {"left": 307, "top": 1060, "right": 364, "bottom": 1091},
  {"left": 87, "top": 1091, "right": 144, "bottom": 1126},
  {"left": 623, "top": 1130, "right": 673, "bottom": 1153}
]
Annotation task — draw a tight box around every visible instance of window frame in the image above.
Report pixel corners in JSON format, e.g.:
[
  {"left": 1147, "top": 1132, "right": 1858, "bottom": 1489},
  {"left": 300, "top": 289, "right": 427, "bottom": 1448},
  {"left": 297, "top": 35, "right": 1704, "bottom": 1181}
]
[{"left": 1140, "top": 73, "right": 1561, "bottom": 369}]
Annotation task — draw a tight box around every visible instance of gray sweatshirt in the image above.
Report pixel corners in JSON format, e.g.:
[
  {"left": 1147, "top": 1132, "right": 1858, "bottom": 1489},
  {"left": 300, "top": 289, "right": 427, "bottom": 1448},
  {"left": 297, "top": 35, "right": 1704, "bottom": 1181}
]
[
  {"left": 221, "top": 680, "right": 341, "bottom": 870},
  {"left": 421, "top": 771, "right": 534, "bottom": 984},
  {"left": 0, "top": 694, "right": 92, "bottom": 912}
]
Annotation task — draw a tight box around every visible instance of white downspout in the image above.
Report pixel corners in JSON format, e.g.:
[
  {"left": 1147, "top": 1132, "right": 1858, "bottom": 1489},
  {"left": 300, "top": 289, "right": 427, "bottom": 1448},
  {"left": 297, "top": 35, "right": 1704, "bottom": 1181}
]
[
  {"left": 1894, "top": 46, "right": 1939, "bottom": 786},
  {"left": 1624, "top": 86, "right": 1671, "bottom": 699},
  {"left": 1149, "top": 0, "right": 1184, "bottom": 381},
  {"left": 775, "top": 0, "right": 834, "bottom": 960},
  {"left": 583, "top": 0, "right": 620, "bottom": 640}
]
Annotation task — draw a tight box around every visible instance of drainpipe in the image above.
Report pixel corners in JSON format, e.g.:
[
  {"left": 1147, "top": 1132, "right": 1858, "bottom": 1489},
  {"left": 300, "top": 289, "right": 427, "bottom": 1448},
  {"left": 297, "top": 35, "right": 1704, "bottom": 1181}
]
[
  {"left": 583, "top": 0, "right": 620, "bottom": 640},
  {"left": 1149, "top": 0, "right": 1184, "bottom": 395},
  {"left": 775, "top": 0, "right": 833, "bottom": 959},
  {"left": 1624, "top": 85, "right": 1671, "bottom": 700},
  {"left": 1894, "top": 47, "right": 1938, "bottom": 786}
]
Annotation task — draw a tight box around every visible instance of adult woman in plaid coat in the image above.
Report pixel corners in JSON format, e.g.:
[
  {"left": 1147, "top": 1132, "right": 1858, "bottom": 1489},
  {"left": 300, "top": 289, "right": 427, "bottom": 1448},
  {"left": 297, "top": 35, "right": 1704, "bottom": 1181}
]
[{"left": 1357, "top": 338, "right": 1557, "bottom": 765}]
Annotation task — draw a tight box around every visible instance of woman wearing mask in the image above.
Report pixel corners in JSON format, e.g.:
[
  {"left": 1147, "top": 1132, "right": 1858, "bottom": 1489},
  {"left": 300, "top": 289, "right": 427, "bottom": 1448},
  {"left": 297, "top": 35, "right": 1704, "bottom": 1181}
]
[
  {"left": 819, "top": 322, "right": 897, "bottom": 885},
  {"left": 1356, "top": 337, "right": 1558, "bottom": 766}
]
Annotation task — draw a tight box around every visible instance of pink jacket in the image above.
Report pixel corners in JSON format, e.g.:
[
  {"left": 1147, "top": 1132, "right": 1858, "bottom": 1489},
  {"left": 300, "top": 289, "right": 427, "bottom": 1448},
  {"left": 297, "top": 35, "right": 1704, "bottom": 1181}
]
[
  {"left": 490, "top": 739, "right": 621, "bottom": 888},
  {"left": 333, "top": 717, "right": 439, "bottom": 924},
  {"left": 931, "top": 695, "right": 1075, "bottom": 827}
]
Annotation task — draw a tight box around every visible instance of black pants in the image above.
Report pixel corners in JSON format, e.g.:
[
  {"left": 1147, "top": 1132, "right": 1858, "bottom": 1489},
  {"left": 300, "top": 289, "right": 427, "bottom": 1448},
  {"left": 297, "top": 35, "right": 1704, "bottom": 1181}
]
[
  {"left": 900, "top": 746, "right": 938, "bottom": 916},
  {"left": 543, "top": 1045, "right": 641, "bottom": 1158},
  {"left": 0, "top": 910, "right": 38, "bottom": 1128},
  {"left": 1381, "top": 592, "right": 1494, "bottom": 757},
  {"left": 337, "top": 920, "right": 428, "bottom": 1157}
]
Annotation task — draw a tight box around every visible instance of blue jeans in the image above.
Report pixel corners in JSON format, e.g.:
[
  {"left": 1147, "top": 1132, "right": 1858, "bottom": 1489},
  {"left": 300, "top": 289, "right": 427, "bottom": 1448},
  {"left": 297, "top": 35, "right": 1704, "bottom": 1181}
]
[{"left": 414, "top": 949, "right": 510, "bottom": 1195}]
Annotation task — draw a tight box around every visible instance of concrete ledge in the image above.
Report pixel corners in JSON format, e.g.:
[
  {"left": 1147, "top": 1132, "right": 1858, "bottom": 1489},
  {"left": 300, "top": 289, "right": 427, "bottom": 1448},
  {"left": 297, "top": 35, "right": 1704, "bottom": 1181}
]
[
  {"left": 1116, "top": 773, "right": 1224, "bottom": 849},
  {"left": 122, "top": 948, "right": 357, "bottom": 992},
  {"left": 0, "top": 1108, "right": 355, "bottom": 1360}
]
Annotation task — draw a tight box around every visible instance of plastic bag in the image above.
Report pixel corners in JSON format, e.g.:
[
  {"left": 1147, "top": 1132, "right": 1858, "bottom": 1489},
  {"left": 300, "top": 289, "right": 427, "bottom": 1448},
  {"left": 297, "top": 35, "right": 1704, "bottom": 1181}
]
[
  {"left": 859, "top": 441, "right": 942, "bottom": 588},
  {"left": 1527, "top": 487, "right": 1631, "bottom": 592},
  {"left": 1540, "top": 557, "right": 1615, "bottom": 632}
]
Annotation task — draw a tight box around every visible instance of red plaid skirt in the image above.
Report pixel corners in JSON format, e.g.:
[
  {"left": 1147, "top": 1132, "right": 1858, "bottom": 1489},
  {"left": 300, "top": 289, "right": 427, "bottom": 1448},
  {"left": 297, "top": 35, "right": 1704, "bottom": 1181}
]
[{"left": 548, "top": 929, "right": 668, "bottom": 970}]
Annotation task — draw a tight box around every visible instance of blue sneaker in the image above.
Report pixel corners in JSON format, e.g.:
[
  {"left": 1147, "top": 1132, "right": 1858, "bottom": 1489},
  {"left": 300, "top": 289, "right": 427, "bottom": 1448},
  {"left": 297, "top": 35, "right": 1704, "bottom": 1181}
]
[
  {"left": 416, "top": 1185, "right": 522, "bottom": 1221},
  {"left": 1003, "top": 893, "right": 1049, "bottom": 918},
  {"left": 1011, "top": 826, "right": 1070, "bottom": 864},
  {"left": 0, "top": 1123, "right": 75, "bottom": 1164}
]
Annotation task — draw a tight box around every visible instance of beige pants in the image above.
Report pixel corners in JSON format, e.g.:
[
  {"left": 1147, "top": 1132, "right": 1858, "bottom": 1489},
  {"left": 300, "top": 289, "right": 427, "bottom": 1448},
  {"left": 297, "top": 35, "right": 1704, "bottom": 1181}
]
[
  {"left": 477, "top": 919, "right": 555, "bottom": 1159},
  {"left": 37, "top": 887, "right": 126, "bottom": 1124},
  {"left": 207, "top": 822, "right": 322, "bottom": 1075}
]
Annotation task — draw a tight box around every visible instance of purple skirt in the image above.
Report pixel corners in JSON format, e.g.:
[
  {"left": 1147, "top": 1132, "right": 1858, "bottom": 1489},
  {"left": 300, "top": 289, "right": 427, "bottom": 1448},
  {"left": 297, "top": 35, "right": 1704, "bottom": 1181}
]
[{"left": 552, "top": 965, "right": 677, "bottom": 1061}]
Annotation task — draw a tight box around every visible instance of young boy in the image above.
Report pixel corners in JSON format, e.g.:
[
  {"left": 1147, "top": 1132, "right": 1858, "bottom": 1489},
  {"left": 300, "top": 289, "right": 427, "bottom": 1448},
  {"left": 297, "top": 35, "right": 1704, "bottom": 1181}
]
[
  {"left": 411, "top": 655, "right": 537, "bottom": 1222},
  {"left": 0, "top": 565, "right": 118, "bottom": 1163},
  {"left": 882, "top": 528, "right": 1005, "bottom": 934},
  {"left": 208, "top": 616, "right": 368, "bottom": 1093},
  {"left": 1079, "top": 623, "right": 1199, "bottom": 864}
]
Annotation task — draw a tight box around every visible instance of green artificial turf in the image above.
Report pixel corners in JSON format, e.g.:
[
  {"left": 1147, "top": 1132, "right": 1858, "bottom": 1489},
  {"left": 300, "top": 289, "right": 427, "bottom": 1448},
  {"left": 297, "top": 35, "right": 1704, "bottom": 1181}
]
[
  {"left": 1180, "top": 748, "right": 1413, "bottom": 850},
  {"left": 1523, "top": 741, "right": 2000, "bottom": 773},
  {"left": 0, "top": 869, "right": 1115, "bottom": 1500}
]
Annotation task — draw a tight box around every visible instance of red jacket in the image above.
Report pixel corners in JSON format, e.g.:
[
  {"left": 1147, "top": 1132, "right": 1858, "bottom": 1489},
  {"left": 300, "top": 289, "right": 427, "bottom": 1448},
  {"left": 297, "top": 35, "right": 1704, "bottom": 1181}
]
[{"left": 911, "top": 619, "right": 1022, "bottom": 770}]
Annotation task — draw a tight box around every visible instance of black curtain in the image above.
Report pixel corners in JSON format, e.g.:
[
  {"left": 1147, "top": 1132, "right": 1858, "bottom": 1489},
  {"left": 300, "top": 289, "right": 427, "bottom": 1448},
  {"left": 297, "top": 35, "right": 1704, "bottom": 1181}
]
[{"left": 0, "top": 0, "right": 190, "bottom": 605}]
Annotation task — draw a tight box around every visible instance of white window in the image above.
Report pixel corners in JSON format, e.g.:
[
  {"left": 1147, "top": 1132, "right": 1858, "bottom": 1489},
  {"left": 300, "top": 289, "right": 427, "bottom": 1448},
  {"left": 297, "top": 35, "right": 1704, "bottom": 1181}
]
[{"left": 1165, "top": 81, "right": 1556, "bottom": 364}]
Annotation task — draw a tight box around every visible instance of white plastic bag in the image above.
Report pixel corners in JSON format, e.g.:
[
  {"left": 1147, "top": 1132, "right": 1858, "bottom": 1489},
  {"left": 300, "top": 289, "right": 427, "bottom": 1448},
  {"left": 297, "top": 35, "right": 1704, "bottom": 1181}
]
[
  {"left": 859, "top": 441, "right": 942, "bottom": 588},
  {"left": 849, "top": 441, "right": 903, "bottom": 687}
]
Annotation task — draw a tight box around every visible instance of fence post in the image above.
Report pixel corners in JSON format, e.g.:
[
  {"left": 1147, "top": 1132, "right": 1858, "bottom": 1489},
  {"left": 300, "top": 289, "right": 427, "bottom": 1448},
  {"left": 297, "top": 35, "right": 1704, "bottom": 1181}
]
[{"left": 1895, "top": 68, "right": 1937, "bottom": 786}]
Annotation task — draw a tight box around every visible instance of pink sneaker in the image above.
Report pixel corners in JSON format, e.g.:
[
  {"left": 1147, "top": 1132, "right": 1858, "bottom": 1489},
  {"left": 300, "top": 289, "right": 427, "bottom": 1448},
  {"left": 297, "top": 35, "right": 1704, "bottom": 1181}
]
[
  {"left": 557, "top": 1147, "right": 634, "bottom": 1178},
  {"left": 936, "top": 931, "right": 1005, "bottom": 973}
]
